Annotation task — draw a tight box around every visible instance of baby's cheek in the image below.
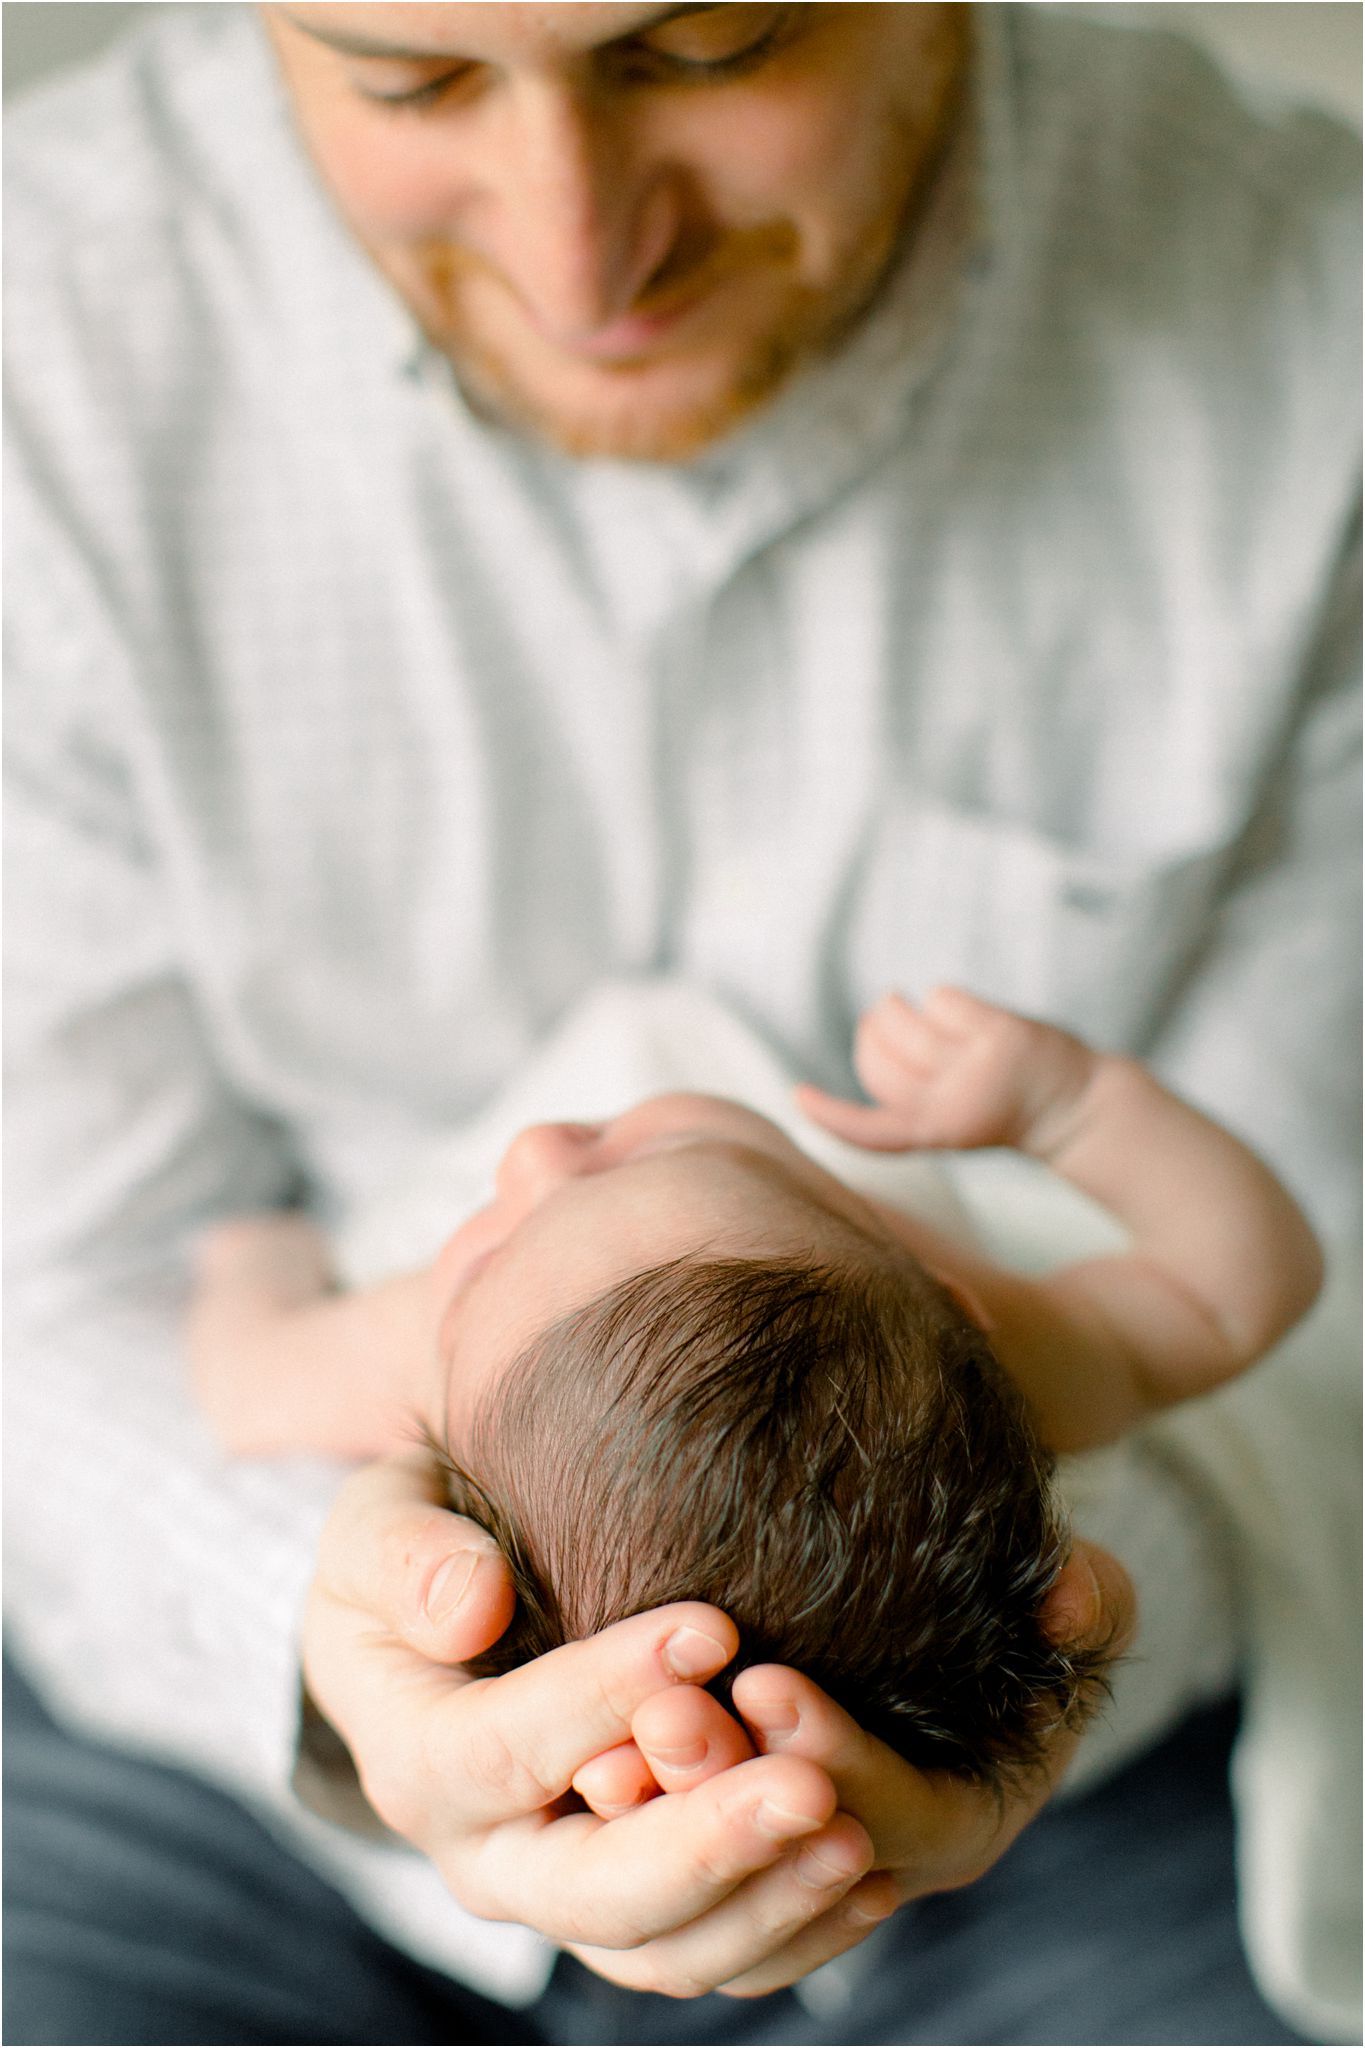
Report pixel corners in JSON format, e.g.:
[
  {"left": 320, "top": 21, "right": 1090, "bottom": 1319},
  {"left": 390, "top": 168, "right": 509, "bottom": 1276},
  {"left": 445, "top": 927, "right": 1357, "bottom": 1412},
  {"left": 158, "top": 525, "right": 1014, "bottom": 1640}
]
[{"left": 571, "top": 1740, "right": 661, "bottom": 1819}]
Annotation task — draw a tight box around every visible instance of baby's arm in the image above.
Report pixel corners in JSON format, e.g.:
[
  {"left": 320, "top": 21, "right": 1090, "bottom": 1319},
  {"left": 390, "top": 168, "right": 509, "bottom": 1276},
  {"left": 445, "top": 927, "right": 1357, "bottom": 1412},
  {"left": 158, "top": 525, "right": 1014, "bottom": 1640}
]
[
  {"left": 187, "top": 1215, "right": 434, "bottom": 1459},
  {"left": 798, "top": 988, "right": 1324, "bottom": 1446}
]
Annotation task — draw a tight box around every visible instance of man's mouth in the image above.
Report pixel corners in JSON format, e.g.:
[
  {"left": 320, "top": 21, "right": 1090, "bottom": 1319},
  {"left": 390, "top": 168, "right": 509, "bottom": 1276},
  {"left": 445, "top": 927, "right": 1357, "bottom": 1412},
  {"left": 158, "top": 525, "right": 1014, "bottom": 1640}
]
[
  {"left": 537, "top": 288, "right": 712, "bottom": 364},
  {"left": 503, "top": 221, "right": 799, "bottom": 367}
]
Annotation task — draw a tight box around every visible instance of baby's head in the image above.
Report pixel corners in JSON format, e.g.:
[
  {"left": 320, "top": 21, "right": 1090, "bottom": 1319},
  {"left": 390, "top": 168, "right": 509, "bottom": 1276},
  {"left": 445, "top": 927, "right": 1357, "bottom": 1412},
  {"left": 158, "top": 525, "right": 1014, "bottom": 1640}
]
[{"left": 424, "top": 1094, "right": 1110, "bottom": 1786}]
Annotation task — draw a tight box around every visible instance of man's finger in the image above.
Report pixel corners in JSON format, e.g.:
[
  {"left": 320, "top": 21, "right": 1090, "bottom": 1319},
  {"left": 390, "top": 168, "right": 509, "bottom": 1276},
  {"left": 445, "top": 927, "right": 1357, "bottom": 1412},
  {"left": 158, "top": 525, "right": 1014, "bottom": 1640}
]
[
  {"left": 313, "top": 1451, "right": 515, "bottom": 1663},
  {"left": 561, "top": 1810, "right": 878, "bottom": 1997},
  {"left": 573, "top": 1676, "right": 759, "bottom": 1816},
  {"left": 715, "top": 1870, "right": 903, "bottom": 1999},
  {"left": 1041, "top": 1538, "right": 1138, "bottom": 1658},
  {"left": 458, "top": 1751, "right": 844, "bottom": 1947},
  {"left": 730, "top": 1540, "right": 1136, "bottom": 1885},
  {"left": 421, "top": 1603, "right": 740, "bottom": 1832},
  {"left": 729, "top": 1666, "right": 960, "bottom": 1872},
  {"left": 572, "top": 1741, "right": 659, "bottom": 1818},
  {"left": 630, "top": 1682, "right": 756, "bottom": 1792},
  {"left": 302, "top": 1591, "right": 467, "bottom": 1846},
  {"left": 731, "top": 1665, "right": 1057, "bottom": 1887}
]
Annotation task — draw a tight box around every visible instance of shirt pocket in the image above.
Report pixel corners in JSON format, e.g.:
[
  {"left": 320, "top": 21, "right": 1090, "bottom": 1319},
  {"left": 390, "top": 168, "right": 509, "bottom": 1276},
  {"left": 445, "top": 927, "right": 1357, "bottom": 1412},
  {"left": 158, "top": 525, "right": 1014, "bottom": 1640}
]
[{"left": 845, "top": 799, "right": 1231, "bottom": 1049}]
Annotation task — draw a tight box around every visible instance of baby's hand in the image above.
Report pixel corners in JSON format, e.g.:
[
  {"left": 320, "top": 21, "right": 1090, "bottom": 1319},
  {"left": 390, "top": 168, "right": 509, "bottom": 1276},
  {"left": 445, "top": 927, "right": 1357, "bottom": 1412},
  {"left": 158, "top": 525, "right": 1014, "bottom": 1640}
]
[
  {"left": 795, "top": 987, "right": 1095, "bottom": 1156},
  {"left": 192, "top": 1212, "right": 334, "bottom": 1311},
  {"left": 187, "top": 1211, "right": 337, "bottom": 1451}
]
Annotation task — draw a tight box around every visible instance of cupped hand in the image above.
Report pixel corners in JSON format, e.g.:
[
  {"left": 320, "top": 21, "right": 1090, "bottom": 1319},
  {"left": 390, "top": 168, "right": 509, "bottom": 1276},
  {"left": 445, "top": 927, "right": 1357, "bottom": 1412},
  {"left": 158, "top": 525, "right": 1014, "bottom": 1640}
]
[
  {"left": 588, "top": 1537, "right": 1136, "bottom": 1997},
  {"left": 302, "top": 1454, "right": 879, "bottom": 1992}
]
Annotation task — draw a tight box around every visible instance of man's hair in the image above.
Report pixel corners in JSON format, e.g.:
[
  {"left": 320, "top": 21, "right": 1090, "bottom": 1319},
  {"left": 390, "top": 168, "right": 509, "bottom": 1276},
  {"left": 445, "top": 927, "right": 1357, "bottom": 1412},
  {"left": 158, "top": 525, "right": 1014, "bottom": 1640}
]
[{"left": 428, "top": 1252, "right": 1113, "bottom": 1788}]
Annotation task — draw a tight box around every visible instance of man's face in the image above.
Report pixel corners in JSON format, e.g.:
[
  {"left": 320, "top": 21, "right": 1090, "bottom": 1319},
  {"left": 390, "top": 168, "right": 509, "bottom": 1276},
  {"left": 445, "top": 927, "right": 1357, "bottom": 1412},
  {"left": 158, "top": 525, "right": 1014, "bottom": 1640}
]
[
  {"left": 264, "top": 4, "right": 967, "bottom": 459},
  {"left": 427, "top": 1092, "right": 902, "bottom": 1437}
]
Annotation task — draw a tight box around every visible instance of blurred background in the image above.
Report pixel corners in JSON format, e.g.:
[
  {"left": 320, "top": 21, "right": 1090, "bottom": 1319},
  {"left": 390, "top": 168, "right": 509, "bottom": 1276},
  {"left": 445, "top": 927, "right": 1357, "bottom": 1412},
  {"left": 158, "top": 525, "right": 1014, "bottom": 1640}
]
[{"left": 2, "top": 1, "right": 1362, "bottom": 122}]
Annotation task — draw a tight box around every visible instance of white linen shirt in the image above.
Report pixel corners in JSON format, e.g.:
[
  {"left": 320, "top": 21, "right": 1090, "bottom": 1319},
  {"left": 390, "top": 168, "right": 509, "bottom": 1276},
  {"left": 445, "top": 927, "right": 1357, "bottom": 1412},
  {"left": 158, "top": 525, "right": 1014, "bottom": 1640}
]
[{"left": 5, "top": 2, "right": 1359, "bottom": 2033}]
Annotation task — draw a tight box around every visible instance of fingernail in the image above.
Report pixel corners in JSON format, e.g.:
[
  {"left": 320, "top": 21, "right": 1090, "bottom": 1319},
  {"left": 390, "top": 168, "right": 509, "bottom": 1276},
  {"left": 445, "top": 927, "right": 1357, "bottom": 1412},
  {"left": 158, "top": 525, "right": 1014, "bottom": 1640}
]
[
  {"left": 424, "top": 1550, "right": 479, "bottom": 1625},
  {"left": 663, "top": 1626, "right": 729, "bottom": 1680},
  {"left": 846, "top": 1886, "right": 898, "bottom": 1925},
  {"left": 755, "top": 1798, "right": 821, "bottom": 1841},
  {"left": 749, "top": 1701, "right": 799, "bottom": 1749},
  {"left": 794, "top": 1842, "right": 863, "bottom": 1889},
  {"left": 646, "top": 1736, "right": 708, "bottom": 1771},
  {"left": 593, "top": 1791, "right": 652, "bottom": 1817}
]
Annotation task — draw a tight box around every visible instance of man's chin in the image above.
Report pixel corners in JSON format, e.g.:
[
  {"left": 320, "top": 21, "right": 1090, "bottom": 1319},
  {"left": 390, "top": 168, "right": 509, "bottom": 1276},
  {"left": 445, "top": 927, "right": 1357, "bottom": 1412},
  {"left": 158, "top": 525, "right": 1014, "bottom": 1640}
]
[{"left": 444, "top": 332, "right": 811, "bottom": 464}]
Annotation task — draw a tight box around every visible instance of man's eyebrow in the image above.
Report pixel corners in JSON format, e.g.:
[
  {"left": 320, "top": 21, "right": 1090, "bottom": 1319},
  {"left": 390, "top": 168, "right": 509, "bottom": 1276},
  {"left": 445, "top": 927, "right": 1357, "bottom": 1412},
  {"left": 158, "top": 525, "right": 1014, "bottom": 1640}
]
[{"left": 275, "top": 5, "right": 724, "bottom": 63}]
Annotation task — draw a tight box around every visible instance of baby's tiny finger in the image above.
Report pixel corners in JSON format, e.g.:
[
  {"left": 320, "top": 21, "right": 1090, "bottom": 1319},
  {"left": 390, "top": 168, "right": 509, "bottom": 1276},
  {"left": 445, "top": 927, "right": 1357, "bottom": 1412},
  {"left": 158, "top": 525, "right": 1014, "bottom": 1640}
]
[
  {"left": 792, "top": 1084, "right": 917, "bottom": 1152},
  {"left": 859, "top": 999, "right": 941, "bottom": 1067},
  {"left": 866, "top": 989, "right": 922, "bottom": 1028},
  {"left": 792, "top": 1080, "right": 871, "bottom": 1126},
  {"left": 573, "top": 1741, "right": 659, "bottom": 1818},
  {"left": 922, "top": 985, "right": 995, "bottom": 1034}
]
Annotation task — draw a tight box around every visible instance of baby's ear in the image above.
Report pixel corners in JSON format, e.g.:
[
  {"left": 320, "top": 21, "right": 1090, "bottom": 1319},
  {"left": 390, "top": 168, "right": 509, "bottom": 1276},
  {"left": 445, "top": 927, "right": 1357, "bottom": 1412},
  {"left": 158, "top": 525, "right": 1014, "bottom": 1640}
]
[
  {"left": 429, "top": 1224, "right": 469, "bottom": 1293},
  {"left": 927, "top": 1267, "right": 995, "bottom": 1334},
  {"left": 428, "top": 1221, "right": 492, "bottom": 1321}
]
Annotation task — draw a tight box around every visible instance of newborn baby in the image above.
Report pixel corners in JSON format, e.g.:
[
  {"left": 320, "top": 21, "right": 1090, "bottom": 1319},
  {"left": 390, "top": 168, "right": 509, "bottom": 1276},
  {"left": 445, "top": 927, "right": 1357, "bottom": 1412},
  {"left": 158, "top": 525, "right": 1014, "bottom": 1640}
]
[{"left": 189, "top": 987, "right": 1322, "bottom": 1791}]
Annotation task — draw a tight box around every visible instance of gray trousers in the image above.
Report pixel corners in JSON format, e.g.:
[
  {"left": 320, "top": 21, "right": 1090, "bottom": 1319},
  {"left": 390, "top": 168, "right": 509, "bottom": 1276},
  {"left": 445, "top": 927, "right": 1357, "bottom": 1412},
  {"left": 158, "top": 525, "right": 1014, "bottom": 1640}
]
[{"left": 3, "top": 1655, "right": 1307, "bottom": 2047}]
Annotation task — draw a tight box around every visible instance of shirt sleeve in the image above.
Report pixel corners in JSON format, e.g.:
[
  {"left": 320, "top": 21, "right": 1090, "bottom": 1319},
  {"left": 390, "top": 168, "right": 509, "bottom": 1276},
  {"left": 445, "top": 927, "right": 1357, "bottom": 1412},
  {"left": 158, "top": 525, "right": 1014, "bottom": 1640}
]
[
  {"left": 1144, "top": 509, "right": 1363, "bottom": 1251},
  {"left": 3, "top": 428, "right": 344, "bottom": 1809},
  {"left": 1123, "top": 520, "right": 1363, "bottom": 2027},
  {"left": 1063, "top": 516, "right": 1362, "bottom": 1799}
]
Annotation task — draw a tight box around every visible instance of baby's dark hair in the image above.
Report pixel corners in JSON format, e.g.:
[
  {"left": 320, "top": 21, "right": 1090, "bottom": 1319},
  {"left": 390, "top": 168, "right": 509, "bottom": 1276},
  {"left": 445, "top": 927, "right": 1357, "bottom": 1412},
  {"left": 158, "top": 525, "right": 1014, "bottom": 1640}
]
[{"left": 429, "top": 1250, "right": 1114, "bottom": 1788}]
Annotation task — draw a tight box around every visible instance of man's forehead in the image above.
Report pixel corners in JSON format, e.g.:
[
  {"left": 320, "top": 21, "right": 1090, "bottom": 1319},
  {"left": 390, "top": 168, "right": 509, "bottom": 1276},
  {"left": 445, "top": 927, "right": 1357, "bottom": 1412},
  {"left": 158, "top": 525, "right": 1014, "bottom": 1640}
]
[{"left": 273, "top": 2, "right": 720, "bottom": 61}]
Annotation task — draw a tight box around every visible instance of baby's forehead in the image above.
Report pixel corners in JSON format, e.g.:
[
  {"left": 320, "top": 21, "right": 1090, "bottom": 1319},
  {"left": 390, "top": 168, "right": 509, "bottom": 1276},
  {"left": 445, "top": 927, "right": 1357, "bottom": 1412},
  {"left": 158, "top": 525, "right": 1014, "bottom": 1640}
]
[
  {"left": 436, "top": 1145, "right": 870, "bottom": 1437},
  {"left": 576, "top": 1139, "right": 868, "bottom": 1261}
]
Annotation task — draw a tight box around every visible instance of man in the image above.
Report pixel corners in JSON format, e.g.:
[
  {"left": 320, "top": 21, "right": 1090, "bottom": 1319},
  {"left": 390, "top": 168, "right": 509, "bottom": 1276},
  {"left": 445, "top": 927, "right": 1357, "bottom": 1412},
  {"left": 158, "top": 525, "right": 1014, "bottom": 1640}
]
[{"left": 5, "top": 4, "right": 1358, "bottom": 2043}]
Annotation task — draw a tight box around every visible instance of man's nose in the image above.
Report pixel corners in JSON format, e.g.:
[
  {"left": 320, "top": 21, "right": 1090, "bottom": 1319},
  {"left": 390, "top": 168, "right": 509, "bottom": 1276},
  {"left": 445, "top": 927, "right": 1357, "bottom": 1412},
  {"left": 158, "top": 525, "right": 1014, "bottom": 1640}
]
[
  {"left": 496, "top": 1121, "right": 601, "bottom": 1204},
  {"left": 480, "top": 83, "right": 680, "bottom": 338}
]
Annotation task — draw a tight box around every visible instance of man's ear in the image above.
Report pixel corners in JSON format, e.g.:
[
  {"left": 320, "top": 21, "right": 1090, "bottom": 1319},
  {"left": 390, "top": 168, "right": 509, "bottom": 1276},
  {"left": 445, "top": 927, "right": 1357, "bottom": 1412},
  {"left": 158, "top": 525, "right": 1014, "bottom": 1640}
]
[{"left": 927, "top": 1267, "right": 996, "bottom": 1334}]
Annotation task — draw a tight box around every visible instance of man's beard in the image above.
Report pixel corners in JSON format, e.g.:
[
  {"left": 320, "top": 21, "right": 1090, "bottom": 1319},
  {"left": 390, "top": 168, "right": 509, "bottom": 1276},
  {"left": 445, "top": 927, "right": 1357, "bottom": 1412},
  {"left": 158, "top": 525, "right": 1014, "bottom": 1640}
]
[
  {"left": 438, "top": 243, "right": 904, "bottom": 464},
  {"left": 368, "top": 211, "right": 877, "bottom": 464},
  {"left": 451, "top": 297, "right": 822, "bottom": 465}
]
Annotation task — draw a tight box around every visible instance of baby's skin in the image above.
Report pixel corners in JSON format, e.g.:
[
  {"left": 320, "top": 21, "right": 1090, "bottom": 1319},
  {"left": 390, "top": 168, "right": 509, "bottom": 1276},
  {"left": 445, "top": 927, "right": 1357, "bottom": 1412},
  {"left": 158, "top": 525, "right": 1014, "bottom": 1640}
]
[
  {"left": 189, "top": 986, "right": 1322, "bottom": 1820},
  {"left": 190, "top": 985, "right": 1323, "bottom": 1461},
  {"left": 797, "top": 985, "right": 1323, "bottom": 1445}
]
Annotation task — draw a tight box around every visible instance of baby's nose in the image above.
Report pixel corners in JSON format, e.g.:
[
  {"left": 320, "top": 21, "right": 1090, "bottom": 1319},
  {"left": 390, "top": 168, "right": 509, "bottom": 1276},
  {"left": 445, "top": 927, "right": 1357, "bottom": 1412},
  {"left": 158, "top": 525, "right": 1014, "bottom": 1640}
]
[{"left": 496, "top": 1121, "right": 601, "bottom": 1204}]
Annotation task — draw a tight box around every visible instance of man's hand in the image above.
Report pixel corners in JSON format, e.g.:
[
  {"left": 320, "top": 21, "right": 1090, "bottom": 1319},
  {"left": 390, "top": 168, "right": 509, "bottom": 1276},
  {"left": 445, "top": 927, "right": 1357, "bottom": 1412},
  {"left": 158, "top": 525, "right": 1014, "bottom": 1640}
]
[
  {"left": 302, "top": 1455, "right": 885, "bottom": 1992},
  {"left": 305, "top": 1458, "right": 1134, "bottom": 1998},
  {"left": 570, "top": 1540, "right": 1136, "bottom": 1996}
]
